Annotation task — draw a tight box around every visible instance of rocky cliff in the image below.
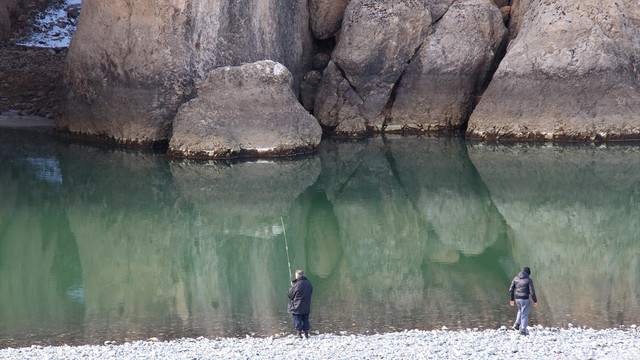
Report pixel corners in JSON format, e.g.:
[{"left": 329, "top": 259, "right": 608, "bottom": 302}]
[
  {"left": 56, "top": 0, "right": 313, "bottom": 148},
  {"left": 467, "top": 0, "right": 640, "bottom": 141},
  {"left": 52, "top": 0, "right": 640, "bottom": 155}
]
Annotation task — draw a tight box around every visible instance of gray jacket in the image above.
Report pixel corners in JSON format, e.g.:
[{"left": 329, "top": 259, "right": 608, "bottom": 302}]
[{"left": 509, "top": 271, "right": 537, "bottom": 302}]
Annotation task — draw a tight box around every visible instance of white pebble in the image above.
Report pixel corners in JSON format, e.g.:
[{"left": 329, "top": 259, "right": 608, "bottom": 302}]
[{"left": 1, "top": 328, "right": 639, "bottom": 359}]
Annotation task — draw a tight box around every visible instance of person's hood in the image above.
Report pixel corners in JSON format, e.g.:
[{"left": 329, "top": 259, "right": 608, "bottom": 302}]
[{"left": 517, "top": 271, "right": 530, "bottom": 279}]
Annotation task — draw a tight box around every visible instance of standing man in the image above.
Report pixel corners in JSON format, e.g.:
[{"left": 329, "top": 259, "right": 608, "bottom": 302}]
[
  {"left": 509, "top": 266, "right": 537, "bottom": 335},
  {"left": 288, "top": 269, "right": 313, "bottom": 338}
]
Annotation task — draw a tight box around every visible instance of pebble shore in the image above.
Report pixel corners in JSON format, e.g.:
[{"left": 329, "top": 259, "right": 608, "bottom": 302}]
[{"left": 1, "top": 325, "right": 638, "bottom": 359}]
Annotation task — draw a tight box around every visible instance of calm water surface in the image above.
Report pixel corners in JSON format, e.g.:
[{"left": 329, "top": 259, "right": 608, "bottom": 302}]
[{"left": 1, "top": 127, "right": 639, "bottom": 348}]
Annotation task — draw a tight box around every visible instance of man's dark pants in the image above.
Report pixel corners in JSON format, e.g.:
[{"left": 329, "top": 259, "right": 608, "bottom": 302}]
[{"left": 292, "top": 314, "right": 310, "bottom": 334}]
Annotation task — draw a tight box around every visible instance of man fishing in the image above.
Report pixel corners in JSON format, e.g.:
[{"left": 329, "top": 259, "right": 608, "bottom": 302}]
[
  {"left": 287, "top": 269, "right": 313, "bottom": 338},
  {"left": 509, "top": 266, "right": 538, "bottom": 335}
]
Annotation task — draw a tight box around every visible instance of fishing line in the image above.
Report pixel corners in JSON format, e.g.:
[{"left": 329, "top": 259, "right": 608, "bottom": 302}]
[{"left": 281, "top": 216, "right": 293, "bottom": 284}]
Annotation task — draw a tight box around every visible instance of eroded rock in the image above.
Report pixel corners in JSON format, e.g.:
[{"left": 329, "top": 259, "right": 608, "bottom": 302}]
[
  {"left": 467, "top": 0, "right": 640, "bottom": 141},
  {"left": 314, "top": 0, "right": 430, "bottom": 136},
  {"left": 169, "top": 61, "right": 322, "bottom": 159},
  {"left": 57, "top": 0, "right": 312, "bottom": 146},
  {"left": 388, "top": 0, "right": 507, "bottom": 132}
]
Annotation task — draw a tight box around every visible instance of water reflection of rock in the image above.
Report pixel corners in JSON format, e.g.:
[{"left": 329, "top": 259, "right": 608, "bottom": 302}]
[
  {"left": 387, "top": 136, "right": 504, "bottom": 257},
  {"left": 0, "top": 130, "right": 84, "bottom": 347},
  {"left": 7, "top": 131, "right": 640, "bottom": 344},
  {"left": 299, "top": 190, "right": 343, "bottom": 279},
  {"left": 58, "top": 144, "right": 190, "bottom": 341},
  {"left": 468, "top": 144, "right": 640, "bottom": 328},
  {"left": 313, "top": 137, "right": 508, "bottom": 332},
  {"left": 169, "top": 158, "right": 321, "bottom": 238},
  {"left": 169, "top": 158, "right": 321, "bottom": 335},
  {"left": 58, "top": 146, "right": 322, "bottom": 340},
  {"left": 318, "top": 137, "right": 427, "bottom": 302}
]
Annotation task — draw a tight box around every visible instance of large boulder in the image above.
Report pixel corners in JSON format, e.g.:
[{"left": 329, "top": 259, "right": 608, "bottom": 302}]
[
  {"left": 467, "top": 0, "right": 640, "bottom": 141},
  {"left": 314, "top": 0, "right": 431, "bottom": 136},
  {"left": 314, "top": 0, "right": 509, "bottom": 137},
  {"left": 56, "top": 0, "right": 312, "bottom": 146},
  {"left": 388, "top": 0, "right": 507, "bottom": 132},
  {"left": 309, "top": 0, "right": 350, "bottom": 39},
  {"left": 168, "top": 61, "right": 322, "bottom": 159}
]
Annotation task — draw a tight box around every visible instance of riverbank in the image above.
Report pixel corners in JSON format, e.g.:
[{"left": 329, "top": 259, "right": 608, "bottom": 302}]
[
  {"left": 0, "top": 114, "right": 53, "bottom": 130},
  {"left": 0, "top": 44, "right": 66, "bottom": 119},
  {"left": 1, "top": 326, "right": 638, "bottom": 359}
]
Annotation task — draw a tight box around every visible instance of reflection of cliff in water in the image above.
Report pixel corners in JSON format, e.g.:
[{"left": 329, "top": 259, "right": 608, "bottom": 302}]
[
  {"left": 57, "top": 143, "right": 321, "bottom": 341},
  {"left": 2, "top": 130, "right": 640, "bottom": 347},
  {"left": 57, "top": 143, "right": 190, "bottom": 342},
  {"left": 0, "top": 130, "right": 84, "bottom": 348},
  {"left": 468, "top": 143, "right": 640, "bottom": 328},
  {"left": 310, "top": 137, "right": 511, "bottom": 332},
  {"left": 168, "top": 158, "right": 321, "bottom": 336},
  {"left": 51, "top": 135, "right": 515, "bottom": 339}
]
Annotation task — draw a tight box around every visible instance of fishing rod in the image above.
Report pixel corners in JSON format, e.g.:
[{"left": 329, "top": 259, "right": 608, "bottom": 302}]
[{"left": 281, "top": 217, "right": 293, "bottom": 285}]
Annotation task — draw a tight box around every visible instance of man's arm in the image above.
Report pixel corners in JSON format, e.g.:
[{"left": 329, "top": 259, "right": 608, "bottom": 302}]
[
  {"left": 529, "top": 279, "right": 537, "bottom": 305},
  {"left": 509, "top": 280, "right": 515, "bottom": 306}
]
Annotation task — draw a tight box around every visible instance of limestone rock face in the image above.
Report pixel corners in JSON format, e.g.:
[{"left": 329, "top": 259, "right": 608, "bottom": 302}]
[
  {"left": 57, "top": 0, "right": 312, "bottom": 146},
  {"left": 314, "top": 0, "right": 508, "bottom": 137},
  {"left": 314, "top": 0, "right": 431, "bottom": 136},
  {"left": 389, "top": 0, "right": 507, "bottom": 132},
  {"left": 309, "top": 0, "right": 350, "bottom": 39},
  {"left": 467, "top": 0, "right": 640, "bottom": 141},
  {"left": 168, "top": 61, "right": 322, "bottom": 159}
]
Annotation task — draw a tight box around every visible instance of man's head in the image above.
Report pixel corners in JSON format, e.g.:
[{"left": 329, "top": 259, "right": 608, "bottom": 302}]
[
  {"left": 523, "top": 267, "right": 531, "bottom": 275},
  {"left": 296, "top": 270, "right": 304, "bottom": 279}
]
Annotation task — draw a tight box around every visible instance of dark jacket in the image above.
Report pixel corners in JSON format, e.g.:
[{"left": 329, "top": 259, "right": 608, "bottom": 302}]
[
  {"left": 509, "top": 271, "right": 537, "bottom": 302},
  {"left": 287, "top": 276, "right": 313, "bottom": 314}
]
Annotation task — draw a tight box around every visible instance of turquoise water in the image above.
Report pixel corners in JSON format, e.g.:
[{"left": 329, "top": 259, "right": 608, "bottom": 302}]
[{"left": 1, "top": 128, "right": 639, "bottom": 348}]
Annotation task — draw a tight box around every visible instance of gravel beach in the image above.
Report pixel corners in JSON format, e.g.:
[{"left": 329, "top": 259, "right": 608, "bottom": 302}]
[{"left": 1, "top": 326, "right": 638, "bottom": 360}]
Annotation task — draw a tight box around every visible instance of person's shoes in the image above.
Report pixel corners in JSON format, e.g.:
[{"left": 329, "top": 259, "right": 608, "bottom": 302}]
[
  {"left": 520, "top": 331, "right": 529, "bottom": 336},
  {"left": 297, "top": 331, "right": 304, "bottom": 338},
  {"left": 512, "top": 323, "right": 520, "bottom": 331},
  {"left": 304, "top": 331, "right": 309, "bottom": 339}
]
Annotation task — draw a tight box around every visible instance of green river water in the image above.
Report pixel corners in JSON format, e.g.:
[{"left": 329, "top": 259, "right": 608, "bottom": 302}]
[{"left": 1, "top": 127, "right": 639, "bottom": 348}]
